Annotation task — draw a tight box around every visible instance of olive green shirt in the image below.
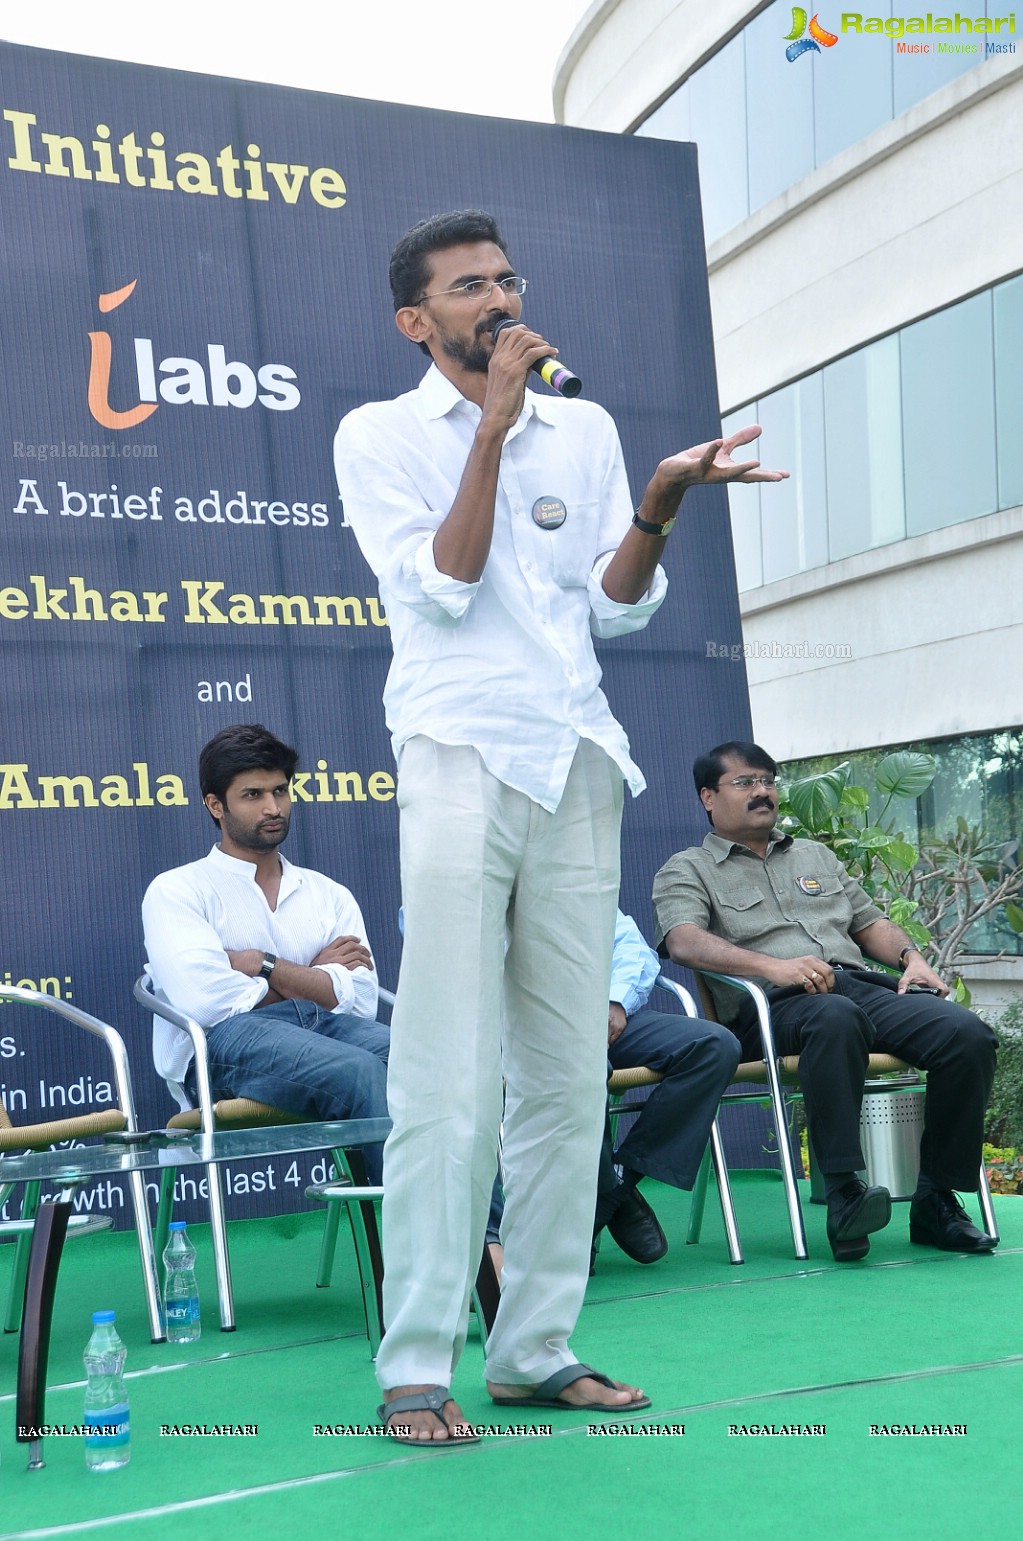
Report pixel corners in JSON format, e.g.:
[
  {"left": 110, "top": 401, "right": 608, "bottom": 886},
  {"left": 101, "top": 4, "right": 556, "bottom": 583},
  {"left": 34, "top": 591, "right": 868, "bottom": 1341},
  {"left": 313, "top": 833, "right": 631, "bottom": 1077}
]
[{"left": 652, "top": 830, "right": 885, "bottom": 1020}]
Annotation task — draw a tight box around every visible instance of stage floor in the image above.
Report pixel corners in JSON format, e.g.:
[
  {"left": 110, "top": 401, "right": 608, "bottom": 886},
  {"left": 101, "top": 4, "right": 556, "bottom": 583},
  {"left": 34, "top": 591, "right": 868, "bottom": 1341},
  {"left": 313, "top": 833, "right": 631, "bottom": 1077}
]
[{"left": 3, "top": 1175, "right": 1020, "bottom": 1540}]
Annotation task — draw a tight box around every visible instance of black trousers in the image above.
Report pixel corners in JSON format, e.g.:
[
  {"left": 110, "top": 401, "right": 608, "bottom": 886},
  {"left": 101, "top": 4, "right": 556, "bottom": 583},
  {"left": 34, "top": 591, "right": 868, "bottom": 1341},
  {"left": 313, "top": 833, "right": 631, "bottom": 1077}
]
[{"left": 740, "top": 970, "right": 997, "bottom": 1190}]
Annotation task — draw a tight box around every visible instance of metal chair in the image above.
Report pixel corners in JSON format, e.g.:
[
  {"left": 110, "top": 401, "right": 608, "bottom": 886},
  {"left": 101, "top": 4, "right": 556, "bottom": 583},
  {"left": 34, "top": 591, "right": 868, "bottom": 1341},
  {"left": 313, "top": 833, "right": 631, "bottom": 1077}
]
[
  {"left": 0, "top": 985, "right": 163, "bottom": 1341},
  {"left": 606, "top": 974, "right": 743, "bottom": 1265},
  {"left": 133, "top": 973, "right": 386, "bottom": 1339},
  {"left": 690, "top": 970, "right": 998, "bottom": 1259}
]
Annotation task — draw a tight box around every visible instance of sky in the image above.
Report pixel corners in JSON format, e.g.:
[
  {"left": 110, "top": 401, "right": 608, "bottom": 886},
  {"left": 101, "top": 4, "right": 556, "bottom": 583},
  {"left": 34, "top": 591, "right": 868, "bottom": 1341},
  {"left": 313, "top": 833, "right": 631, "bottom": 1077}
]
[{"left": 1, "top": 0, "right": 593, "bottom": 122}]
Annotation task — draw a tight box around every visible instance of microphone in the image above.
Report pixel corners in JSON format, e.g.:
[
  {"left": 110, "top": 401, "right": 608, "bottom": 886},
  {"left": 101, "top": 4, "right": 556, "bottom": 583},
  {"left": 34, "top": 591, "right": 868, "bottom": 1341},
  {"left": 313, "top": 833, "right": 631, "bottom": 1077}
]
[{"left": 491, "top": 318, "right": 582, "bottom": 398}]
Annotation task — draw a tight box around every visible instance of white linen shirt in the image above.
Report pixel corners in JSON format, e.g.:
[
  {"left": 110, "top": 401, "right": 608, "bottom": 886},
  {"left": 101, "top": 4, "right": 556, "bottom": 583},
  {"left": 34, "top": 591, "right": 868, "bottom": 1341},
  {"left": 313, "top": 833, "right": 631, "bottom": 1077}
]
[
  {"left": 333, "top": 365, "right": 668, "bottom": 811},
  {"left": 142, "top": 846, "right": 378, "bottom": 1087}
]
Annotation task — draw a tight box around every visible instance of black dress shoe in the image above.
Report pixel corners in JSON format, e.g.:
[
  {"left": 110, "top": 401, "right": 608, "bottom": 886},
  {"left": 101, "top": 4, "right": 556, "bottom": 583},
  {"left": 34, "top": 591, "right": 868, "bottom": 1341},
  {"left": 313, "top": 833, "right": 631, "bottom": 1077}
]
[
  {"left": 909, "top": 1189, "right": 998, "bottom": 1252},
  {"left": 826, "top": 1179, "right": 892, "bottom": 1262},
  {"left": 606, "top": 1187, "right": 668, "bottom": 1264}
]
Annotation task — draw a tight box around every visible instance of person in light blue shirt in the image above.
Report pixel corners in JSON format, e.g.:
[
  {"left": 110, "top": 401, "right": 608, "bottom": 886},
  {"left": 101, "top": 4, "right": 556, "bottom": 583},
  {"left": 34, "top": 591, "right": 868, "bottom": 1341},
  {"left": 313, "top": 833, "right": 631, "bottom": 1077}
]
[{"left": 593, "top": 911, "right": 741, "bottom": 1267}]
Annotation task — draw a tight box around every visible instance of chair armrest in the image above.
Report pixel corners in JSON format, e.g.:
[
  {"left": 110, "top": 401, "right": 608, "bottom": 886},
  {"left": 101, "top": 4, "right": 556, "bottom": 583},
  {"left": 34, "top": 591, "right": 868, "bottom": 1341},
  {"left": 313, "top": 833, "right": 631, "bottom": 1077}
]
[
  {"left": 133, "top": 974, "right": 218, "bottom": 1135},
  {"left": 0, "top": 985, "right": 141, "bottom": 1132},
  {"left": 691, "top": 970, "right": 783, "bottom": 1068},
  {"left": 863, "top": 956, "right": 900, "bottom": 976},
  {"left": 653, "top": 974, "right": 698, "bottom": 1018}
]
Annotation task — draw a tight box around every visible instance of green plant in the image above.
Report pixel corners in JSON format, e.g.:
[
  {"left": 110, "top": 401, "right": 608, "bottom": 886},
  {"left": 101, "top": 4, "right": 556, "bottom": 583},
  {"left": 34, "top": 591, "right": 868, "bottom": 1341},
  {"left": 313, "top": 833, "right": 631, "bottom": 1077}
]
[
  {"left": 899, "top": 823, "right": 1023, "bottom": 976},
  {"left": 779, "top": 750, "right": 934, "bottom": 906},
  {"left": 778, "top": 752, "right": 1023, "bottom": 999},
  {"left": 984, "top": 1000, "right": 1023, "bottom": 1151},
  {"left": 982, "top": 1144, "right": 1023, "bottom": 1195}
]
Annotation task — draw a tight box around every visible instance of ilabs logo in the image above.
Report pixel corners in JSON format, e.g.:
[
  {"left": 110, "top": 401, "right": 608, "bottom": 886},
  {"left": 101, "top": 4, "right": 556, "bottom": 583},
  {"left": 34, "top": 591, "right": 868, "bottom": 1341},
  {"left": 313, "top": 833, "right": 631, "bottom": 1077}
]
[
  {"left": 87, "top": 281, "right": 300, "bottom": 430},
  {"left": 784, "top": 9, "right": 840, "bottom": 59}
]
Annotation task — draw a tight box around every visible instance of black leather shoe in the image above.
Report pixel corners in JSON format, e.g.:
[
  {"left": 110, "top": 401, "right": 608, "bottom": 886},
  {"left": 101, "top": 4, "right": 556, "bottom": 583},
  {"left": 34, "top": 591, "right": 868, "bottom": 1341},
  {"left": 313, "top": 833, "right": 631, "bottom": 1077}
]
[
  {"left": 606, "top": 1187, "right": 668, "bottom": 1264},
  {"left": 826, "top": 1179, "right": 892, "bottom": 1262},
  {"left": 909, "top": 1189, "right": 998, "bottom": 1252}
]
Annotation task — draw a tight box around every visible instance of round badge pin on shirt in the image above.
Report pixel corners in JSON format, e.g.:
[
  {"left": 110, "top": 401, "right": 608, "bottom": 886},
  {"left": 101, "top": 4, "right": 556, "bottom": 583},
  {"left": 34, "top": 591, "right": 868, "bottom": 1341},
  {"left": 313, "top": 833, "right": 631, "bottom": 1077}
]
[
  {"left": 532, "top": 496, "right": 567, "bottom": 530},
  {"left": 798, "top": 877, "right": 824, "bottom": 895}
]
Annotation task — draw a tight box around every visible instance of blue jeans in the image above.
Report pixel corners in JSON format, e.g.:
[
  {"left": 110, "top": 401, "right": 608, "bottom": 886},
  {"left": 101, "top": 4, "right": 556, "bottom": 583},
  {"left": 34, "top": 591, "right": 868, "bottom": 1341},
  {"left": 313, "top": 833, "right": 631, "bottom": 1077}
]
[{"left": 189, "top": 999, "right": 390, "bottom": 1182}]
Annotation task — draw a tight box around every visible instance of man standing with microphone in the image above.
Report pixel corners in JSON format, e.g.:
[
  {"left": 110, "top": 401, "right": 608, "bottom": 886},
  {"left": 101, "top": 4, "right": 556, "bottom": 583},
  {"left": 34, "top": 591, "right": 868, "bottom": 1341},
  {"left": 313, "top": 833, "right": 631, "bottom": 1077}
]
[{"left": 334, "top": 210, "right": 786, "bottom": 1444}]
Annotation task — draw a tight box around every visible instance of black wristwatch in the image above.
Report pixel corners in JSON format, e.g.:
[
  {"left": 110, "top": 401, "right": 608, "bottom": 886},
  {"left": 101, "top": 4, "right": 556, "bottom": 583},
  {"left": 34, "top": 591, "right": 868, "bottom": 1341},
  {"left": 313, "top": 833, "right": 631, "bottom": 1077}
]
[
  {"left": 898, "top": 945, "right": 921, "bottom": 969},
  {"left": 258, "top": 952, "right": 277, "bottom": 979},
  {"left": 632, "top": 511, "right": 677, "bottom": 538}
]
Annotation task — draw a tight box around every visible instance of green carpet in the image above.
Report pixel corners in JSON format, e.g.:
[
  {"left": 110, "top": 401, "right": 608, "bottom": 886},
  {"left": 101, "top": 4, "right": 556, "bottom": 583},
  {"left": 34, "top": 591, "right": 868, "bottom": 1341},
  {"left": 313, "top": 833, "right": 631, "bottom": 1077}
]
[{"left": 2, "top": 1177, "right": 1020, "bottom": 1540}]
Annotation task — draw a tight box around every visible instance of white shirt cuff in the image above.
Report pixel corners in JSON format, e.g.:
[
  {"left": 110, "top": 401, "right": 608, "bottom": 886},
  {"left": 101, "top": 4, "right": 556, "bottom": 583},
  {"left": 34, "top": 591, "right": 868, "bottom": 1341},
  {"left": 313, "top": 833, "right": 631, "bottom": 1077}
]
[
  {"left": 588, "top": 552, "right": 668, "bottom": 638},
  {"left": 407, "top": 537, "right": 481, "bottom": 623}
]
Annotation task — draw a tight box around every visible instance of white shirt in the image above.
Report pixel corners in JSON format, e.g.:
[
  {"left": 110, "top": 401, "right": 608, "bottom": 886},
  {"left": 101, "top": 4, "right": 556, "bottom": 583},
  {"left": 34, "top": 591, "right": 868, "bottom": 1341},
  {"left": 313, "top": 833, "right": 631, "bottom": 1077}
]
[
  {"left": 333, "top": 365, "right": 667, "bottom": 812},
  {"left": 141, "top": 846, "right": 378, "bottom": 1086}
]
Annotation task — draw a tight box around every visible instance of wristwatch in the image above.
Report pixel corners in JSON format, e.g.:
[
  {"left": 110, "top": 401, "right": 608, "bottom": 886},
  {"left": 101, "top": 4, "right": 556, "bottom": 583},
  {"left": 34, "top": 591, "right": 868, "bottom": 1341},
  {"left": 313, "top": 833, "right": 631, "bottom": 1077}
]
[
  {"left": 632, "top": 511, "right": 677, "bottom": 538},
  {"left": 258, "top": 952, "right": 277, "bottom": 979},
  {"left": 898, "top": 945, "right": 921, "bottom": 968}
]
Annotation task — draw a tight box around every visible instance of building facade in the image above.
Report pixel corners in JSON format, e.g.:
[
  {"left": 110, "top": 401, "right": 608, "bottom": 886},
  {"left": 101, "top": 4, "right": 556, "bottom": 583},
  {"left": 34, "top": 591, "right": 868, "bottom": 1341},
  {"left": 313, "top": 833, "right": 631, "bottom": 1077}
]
[{"left": 556, "top": 1, "right": 1023, "bottom": 998}]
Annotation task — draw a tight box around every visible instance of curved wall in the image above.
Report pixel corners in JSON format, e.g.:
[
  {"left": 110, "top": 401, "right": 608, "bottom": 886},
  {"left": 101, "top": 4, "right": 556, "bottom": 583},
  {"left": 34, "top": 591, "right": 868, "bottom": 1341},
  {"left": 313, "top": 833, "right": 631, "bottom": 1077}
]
[{"left": 555, "top": 1, "right": 1023, "bottom": 913}]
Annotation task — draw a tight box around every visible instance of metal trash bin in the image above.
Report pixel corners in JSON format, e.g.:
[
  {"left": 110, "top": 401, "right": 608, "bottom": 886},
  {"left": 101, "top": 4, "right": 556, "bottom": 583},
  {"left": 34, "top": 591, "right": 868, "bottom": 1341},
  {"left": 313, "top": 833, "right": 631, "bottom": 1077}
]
[{"left": 810, "top": 1077, "right": 925, "bottom": 1202}]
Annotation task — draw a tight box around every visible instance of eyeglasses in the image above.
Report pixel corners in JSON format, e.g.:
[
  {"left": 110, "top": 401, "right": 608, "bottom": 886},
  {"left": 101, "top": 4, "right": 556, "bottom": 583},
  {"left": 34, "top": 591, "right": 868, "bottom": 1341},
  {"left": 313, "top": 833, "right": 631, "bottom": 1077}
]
[
  {"left": 417, "top": 276, "right": 529, "bottom": 303},
  {"left": 725, "top": 775, "right": 780, "bottom": 790}
]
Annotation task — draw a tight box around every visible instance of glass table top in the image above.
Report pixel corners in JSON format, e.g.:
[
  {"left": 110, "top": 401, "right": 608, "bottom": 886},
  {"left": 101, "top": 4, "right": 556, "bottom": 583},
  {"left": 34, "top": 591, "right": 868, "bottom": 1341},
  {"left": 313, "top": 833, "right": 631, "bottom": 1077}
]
[{"left": 0, "top": 1117, "right": 392, "bottom": 1185}]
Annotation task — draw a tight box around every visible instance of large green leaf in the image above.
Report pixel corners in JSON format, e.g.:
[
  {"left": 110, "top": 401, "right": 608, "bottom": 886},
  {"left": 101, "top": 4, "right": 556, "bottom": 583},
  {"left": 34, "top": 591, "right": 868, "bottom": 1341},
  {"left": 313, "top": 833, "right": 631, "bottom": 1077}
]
[
  {"left": 1004, "top": 902, "right": 1023, "bottom": 935},
  {"left": 875, "top": 751, "right": 936, "bottom": 800},
  {"left": 786, "top": 764, "right": 850, "bottom": 830},
  {"left": 857, "top": 827, "right": 892, "bottom": 849},
  {"left": 887, "top": 897, "right": 919, "bottom": 929},
  {"left": 884, "top": 840, "right": 919, "bottom": 871}
]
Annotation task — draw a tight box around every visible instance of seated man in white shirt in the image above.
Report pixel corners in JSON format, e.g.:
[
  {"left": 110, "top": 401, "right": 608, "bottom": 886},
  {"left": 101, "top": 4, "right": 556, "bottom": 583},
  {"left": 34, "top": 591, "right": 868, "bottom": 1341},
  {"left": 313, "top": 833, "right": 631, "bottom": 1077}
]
[{"left": 142, "top": 723, "right": 390, "bottom": 1182}]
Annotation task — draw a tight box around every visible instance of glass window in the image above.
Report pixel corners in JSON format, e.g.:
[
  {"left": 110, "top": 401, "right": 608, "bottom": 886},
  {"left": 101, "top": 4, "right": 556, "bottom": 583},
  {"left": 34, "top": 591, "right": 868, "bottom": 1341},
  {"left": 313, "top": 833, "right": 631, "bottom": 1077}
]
[
  {"left": 756, "top": 377, "right": 829, "bottom": 584},
  {"left": 636, "top": 78, "right": 691, "bottom": 145},
  {"left": 633, "top": 0, "right": 988, "bottom": 243},
  {"left": 994, "top": 273, "right": 1023, "bottom": 510},
  {"left": 892, "top": 12, "right": 985, "bottom": 118},
  {"left": 722, "top": 408, "right": 763, "bottom": 591},
  {"left": 901, "top": 292, "right": 998, "bottom": 536},
  {"left": 823, "top": 335, "right": 905, "bottom": 561},
  {"left": 687, "top": 34, "right": 749, "bottom": 243},
  {"left": 813, "top": 0, "right": 894, "bottom": 165},
  {"left": 744, "top": 4, "right": 815, "bottom": 211}
]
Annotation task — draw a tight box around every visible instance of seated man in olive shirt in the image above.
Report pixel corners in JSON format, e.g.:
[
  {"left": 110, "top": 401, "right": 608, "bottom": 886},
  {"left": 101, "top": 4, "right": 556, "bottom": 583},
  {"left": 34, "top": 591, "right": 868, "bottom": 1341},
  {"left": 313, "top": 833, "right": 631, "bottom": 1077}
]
[{"left": 652, "top": 740, "right": 998, "bottom": 1262}]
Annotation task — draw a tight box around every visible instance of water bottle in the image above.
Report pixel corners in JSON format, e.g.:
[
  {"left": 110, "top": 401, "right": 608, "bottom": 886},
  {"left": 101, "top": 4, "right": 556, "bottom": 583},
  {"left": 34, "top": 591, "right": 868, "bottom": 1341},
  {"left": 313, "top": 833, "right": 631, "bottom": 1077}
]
[
  {"left": 83, "top": 1310, "right": 130, "bottom": 1470},
  {"left": 162, "top": 1220, "right": 201, "bottom": 1343}
]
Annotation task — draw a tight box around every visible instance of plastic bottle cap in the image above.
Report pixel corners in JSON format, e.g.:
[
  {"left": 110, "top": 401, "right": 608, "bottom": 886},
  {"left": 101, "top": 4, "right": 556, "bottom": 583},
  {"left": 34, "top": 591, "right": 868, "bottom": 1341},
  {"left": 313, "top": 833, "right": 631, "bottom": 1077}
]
[
  {"left": 169, "top": 1221, "right": 187, "bottom": 1231},
  {"left": 92, "top": 1310, "right": 115, "bottom": 1323}
]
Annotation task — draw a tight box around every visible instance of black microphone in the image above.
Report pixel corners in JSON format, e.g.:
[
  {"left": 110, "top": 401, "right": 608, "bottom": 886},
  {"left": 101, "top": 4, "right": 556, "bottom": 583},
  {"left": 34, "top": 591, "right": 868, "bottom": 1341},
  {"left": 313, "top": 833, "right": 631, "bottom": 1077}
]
[{"left": 491, "top": 318, "right": 582, "bottom": 398}]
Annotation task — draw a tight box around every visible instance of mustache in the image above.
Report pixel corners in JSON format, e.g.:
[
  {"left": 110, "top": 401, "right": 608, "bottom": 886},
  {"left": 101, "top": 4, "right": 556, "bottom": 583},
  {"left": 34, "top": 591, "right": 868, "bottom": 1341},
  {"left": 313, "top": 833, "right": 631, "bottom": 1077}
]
[
  {"left": 486, "top": 314, "right": 520, "bottom": 341},
  {"left": 748, "top": 797, "right": 775, "bottom": 811}
]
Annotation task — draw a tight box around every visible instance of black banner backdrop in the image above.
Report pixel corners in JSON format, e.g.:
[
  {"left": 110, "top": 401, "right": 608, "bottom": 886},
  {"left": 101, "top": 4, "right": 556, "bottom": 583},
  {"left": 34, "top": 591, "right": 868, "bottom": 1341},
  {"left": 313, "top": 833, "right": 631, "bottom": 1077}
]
[{"left": 0, "top": 43, "right": 755, "bottom": 1225}]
